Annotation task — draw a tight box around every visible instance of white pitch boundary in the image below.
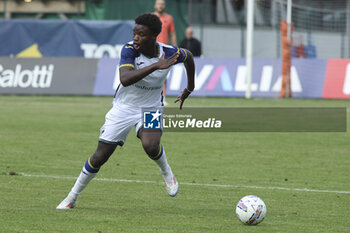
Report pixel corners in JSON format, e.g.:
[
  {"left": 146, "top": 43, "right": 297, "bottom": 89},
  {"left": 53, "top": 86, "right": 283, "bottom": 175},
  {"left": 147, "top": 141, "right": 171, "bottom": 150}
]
[{"left": 20, "top": 173, "right": 350, "bottom": 194}]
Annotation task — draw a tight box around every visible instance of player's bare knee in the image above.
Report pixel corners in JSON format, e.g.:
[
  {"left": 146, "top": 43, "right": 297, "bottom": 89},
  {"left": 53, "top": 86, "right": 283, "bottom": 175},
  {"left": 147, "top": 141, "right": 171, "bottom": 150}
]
[
  {"left": 90, "top": 150, "right": 111, "bottom": 167},
  {"left": 90, "top": 142, "right": 117, "bottom": 167},
  {"left": 142, "top": 142, "right": 160, "bottom": 159},
  {"left": 90, "top": 152, "right": 104, "bottom": 168}
]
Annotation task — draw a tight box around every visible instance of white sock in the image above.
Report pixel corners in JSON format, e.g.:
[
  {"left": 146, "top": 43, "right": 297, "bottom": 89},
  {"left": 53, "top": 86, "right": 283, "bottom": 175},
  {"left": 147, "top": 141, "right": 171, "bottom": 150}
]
[
  {"left": 69, "top": 159, "right": 99, "bottom": 199},
  {"left": 154, "top": 145, "right": 172, "bottom": 174}
]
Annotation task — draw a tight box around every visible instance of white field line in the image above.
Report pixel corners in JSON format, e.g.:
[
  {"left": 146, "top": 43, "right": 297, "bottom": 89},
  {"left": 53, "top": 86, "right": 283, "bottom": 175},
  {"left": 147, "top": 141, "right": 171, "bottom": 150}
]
[{"left": 20, "top": 173, "right": 350, "bottom": 194}]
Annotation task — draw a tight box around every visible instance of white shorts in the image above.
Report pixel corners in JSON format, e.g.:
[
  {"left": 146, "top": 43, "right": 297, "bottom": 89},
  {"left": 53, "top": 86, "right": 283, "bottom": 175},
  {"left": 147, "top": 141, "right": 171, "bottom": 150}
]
[{"left": 98, "top": 104, "right": 162, "bottom": 146}]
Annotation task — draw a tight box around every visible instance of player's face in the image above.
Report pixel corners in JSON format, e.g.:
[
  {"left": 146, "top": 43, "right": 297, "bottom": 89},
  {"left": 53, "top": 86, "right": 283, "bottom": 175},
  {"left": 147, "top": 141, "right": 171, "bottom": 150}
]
[{"left": 133, "top": 24, "right": 155, "bottom": 52}]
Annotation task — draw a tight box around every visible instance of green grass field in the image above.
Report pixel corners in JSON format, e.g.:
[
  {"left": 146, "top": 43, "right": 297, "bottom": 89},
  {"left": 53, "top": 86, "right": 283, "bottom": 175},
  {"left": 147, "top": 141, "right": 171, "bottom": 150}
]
[{"left": 1, "top": 95, "right": 350, "bottom": 233}]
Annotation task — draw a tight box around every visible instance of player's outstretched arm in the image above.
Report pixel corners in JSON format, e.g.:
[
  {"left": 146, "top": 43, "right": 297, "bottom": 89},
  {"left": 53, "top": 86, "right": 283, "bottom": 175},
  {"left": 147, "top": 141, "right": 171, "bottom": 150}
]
[
  {"left": 119, "top": 52, "right": 179, "bottom": 87},
  {"left": 175, "top": 49, "right": 195, "bottom": 109}
]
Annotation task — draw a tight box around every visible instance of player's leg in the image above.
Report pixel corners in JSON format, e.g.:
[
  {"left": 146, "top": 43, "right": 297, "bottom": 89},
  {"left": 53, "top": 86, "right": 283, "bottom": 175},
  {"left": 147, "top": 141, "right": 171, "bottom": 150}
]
[
  {"left": 138, "top": 128, "right": 178, "bottom": 197},
  {"left": 69, "top": 142, "right": 117, "bottom": 198},
  {"left": 89, "top": 142, "right": 117, "bottom": 167},
  {"left": 57, "top": 106, "right": 134, "bottom": 209},
  {"left": 56, "top": 142, "right": 117, "bottom": 209}
]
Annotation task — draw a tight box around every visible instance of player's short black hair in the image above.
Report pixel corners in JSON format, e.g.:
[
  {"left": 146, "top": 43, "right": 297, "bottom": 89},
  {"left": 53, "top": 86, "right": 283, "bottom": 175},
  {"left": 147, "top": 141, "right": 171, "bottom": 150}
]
[{"left": 135, "top": 13, "right": 162, "bottom": 36}]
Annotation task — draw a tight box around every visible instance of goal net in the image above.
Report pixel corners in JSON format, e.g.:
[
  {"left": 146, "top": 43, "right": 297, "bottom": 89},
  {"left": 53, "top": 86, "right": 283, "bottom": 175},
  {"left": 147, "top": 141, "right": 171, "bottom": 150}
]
[
  {"left": 255, "top": 0, "right": 349, "bottom": 97},
  {"left": 257, "top": 0, "right": 348, "bottom": 58}
]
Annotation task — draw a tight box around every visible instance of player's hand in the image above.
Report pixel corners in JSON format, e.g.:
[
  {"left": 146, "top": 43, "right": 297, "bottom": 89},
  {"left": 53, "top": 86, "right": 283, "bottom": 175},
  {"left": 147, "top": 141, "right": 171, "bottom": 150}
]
[
  {"left": 174, "top": 88, "right": 192, "bottom": 110},
  {"left": 157, "top": 52, "right": 179, "bottom": 69}
]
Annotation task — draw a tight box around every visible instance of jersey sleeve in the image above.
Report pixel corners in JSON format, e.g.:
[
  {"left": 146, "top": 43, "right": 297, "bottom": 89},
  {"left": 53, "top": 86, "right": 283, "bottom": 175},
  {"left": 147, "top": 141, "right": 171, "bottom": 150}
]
[
  {"left": 163, "top": 45, "right": 188, "bottom": 64},
  {"left": 119, "top": 44, "right": 137, "bottom": 69},
  {"left": 175, "top": 47, "right": 188, "bottom": 64}
]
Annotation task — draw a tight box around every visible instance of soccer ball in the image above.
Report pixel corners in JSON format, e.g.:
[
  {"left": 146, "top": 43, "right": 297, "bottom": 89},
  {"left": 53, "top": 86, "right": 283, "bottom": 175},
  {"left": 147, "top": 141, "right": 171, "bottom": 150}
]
[{"left": 235, "top": 195, "right": 267, "bottom": 225}]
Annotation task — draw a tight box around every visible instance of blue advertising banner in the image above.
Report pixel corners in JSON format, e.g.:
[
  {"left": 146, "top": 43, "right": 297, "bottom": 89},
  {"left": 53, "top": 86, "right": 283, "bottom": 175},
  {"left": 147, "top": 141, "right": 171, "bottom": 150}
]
[
  {"left": 0, "top": 19, "right": 133, "bottom": 58},
  {"left": 165, "top": 58, "right": 327, "bottom": 98},
  {"left": 0, "top": 57, "right": 327, "bottom": 98},
  {"left": 93, "top": 58, "right": 327, "bottom": 98},
  {"left": 93, "top": 58, "right": 119, "bottom": 96}
]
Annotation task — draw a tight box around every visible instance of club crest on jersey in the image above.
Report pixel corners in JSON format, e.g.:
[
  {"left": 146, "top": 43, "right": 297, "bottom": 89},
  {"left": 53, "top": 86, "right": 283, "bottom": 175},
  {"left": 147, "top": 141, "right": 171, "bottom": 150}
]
[{"left": 143, "top": 109, "right": 162, "bottom": 129}]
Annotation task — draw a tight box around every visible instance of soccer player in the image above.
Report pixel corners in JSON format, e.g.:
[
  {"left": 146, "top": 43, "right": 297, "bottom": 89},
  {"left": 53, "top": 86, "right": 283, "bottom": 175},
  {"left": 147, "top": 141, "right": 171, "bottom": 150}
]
[{"left": 56, "top": 13, "right": 195, "bottom": 209}]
